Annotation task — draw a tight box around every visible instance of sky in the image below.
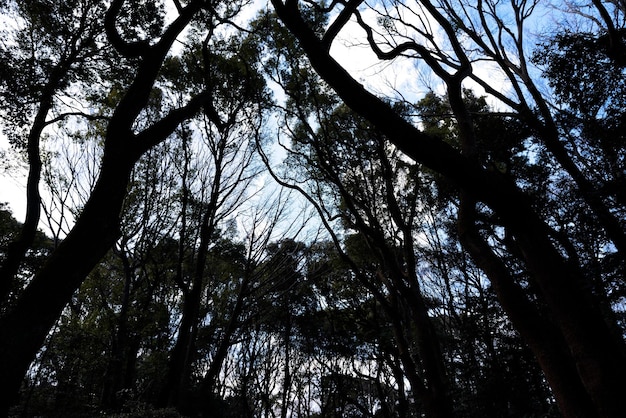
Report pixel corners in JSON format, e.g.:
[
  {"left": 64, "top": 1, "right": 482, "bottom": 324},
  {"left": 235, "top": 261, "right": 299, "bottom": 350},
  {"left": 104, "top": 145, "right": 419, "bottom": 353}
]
[
  {"left": 0, "top": 0, "right": 551, "bottom": 228},
  {"left": 0, "top": 134, "right": 27, "bottom": 222},
  {"left": 0, "top": 9, "right": 28, "bottom": 221}
]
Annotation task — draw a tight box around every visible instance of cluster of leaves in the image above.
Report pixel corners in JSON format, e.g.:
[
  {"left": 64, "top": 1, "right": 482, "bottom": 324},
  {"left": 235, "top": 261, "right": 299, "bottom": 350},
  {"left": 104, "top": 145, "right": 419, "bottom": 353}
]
[{"left": 1, "top": 0, "right": 626, "bottom": 417}]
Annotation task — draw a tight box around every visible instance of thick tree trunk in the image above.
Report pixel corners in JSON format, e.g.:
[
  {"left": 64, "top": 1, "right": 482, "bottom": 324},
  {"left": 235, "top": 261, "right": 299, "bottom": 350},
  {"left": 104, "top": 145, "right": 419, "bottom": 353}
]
[
  {"left": 458, "top": 199, "right": 599, "bottom": 417},
  {"left": 0, "top": 152, "right": 135, "bottom": 415},
  {"left": 503, "top": 205, "right": 626, "bottom": 417}
]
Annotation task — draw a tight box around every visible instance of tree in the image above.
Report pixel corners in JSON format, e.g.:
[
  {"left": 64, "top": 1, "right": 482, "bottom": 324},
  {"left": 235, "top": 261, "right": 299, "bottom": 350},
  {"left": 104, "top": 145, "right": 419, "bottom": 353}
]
[
  {"left": 97, "top": 139, "right": 184, "bottom": 411},
  {"left": 158, "top": 28, "right": 268, "bottom": 410},
  {"left": 0, "top": 0, "right": 108, "bottom": 302},
  {"left": 254, "top": 8, "right": 556, "bottom": 414},
  {"left": 267, "top": 1, "right": 626, "bottom": 416},
  {"left": 2, "top": 0, "right": 625, "bottom": 416},
  {"left": 0, "top": 0, "right": 244, "bottom": 412}
]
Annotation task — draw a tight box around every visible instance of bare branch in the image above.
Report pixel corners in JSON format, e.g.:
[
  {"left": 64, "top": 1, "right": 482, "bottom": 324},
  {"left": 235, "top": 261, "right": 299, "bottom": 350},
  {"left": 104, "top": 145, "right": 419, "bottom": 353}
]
[
  {"left": 322, "top": 0, "right": 365, "bottom": 51},
  {"left": 104, "top": 0, "right": 151, "bottom": 57}
]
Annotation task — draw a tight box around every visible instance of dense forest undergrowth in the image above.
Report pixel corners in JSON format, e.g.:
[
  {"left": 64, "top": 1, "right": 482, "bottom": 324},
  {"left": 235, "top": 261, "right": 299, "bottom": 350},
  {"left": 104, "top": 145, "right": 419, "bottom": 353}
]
[{"left": 1, "top": 0, "right": 625, "bottom": 417}]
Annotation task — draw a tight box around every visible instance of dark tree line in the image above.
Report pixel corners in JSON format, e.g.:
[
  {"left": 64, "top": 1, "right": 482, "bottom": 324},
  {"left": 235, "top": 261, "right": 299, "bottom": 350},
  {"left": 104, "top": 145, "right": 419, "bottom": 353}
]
[{"left": 1, "top": 0, "right": 625, "bottom": 417}]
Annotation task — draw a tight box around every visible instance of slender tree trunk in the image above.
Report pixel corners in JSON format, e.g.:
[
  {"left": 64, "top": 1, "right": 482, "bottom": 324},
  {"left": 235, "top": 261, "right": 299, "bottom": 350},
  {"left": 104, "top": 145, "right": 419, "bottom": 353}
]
[
  {"left": 101, "top": 247, "right": 134, "bottom": 410},
  {"left": 379, "top": 142, "right": 454, "bottom": 418},
  {"left": 280, "top": 310, "right": 291, "bottom": 418},
  {"left": 159, "top": 258, "right": 205, "bottom": 408},
  {"left": 201, "top": 276, "right": 249, "bottom": 393},
  {"left": 160, "top": 201, "right": 218, "bottom": 408},
  {"left": 386, "top": 292, "right": 453, "bottom": 418}
]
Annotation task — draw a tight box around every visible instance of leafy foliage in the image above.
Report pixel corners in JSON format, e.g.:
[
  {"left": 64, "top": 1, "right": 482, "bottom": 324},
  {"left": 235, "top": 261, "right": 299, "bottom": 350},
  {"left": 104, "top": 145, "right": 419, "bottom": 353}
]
[{"left": 1, "top": 1, "right": 626, "bottom": 417}]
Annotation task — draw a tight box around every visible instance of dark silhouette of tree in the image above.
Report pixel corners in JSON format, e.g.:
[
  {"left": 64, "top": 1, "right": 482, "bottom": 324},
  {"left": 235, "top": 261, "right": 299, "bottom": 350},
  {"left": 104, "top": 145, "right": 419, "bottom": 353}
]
[
  {"left": 0, "top": 0, "right": 108, "bottom": 302},
  {"left": 267, "top": 1, "right": 626, "bottom": 416},
  {"left": 0, "top": 0, "right": 238, "bottom": 413},
  {"left": 157, "top": 31, "right": 268, "bottom": 411},
  {"left": 1, "top": 0, "right": 625, "bottom": 417}
]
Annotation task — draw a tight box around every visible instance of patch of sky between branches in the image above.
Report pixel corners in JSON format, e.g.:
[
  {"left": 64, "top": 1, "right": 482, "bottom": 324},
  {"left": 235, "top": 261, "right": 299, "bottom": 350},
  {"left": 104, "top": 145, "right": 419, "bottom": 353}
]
[{"left": 326, "top": 0, "right": 531, "bottom": 113}]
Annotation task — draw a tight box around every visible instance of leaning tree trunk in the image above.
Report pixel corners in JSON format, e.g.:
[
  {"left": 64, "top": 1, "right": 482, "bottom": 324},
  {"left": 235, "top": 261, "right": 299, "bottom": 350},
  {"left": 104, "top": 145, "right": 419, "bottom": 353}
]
[
  {"left": 458, "top": 197, "right": 599, "bottom": 417},
  {"left": 0, "top": 151, "right": 135, "bottom": 415},
  {"left": 268, "top": 3, "right": 626, "bottom": 415}
]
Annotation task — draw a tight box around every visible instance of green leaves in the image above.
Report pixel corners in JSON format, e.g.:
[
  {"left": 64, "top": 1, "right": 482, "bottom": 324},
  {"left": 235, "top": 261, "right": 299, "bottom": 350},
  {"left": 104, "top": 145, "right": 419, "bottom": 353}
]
[
  {"left": 114, "top": 0, "right": 166, "bottom": 45},
  {"left": 0, "top": 0, "right": 108, "bottom": 146},
  {"left": 534, "top": 31, "right": 626, "bottom": 117}
]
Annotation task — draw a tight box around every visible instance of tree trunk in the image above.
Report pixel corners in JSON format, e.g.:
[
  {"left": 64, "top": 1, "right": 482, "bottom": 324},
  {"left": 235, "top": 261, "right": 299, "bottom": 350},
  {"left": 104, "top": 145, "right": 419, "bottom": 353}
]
[
  {"left": 160, "top": 196, "right": 218, "bottom": 408},
  {"left": 503, "top": 203, "right": 626, "bottom": 417},
  {"left": 458, "top": 198, "right": 599, "bottom": 417},
  {"left": 101, "top": 247, "right": 134, "bottom": 410},
  {"left": 280, "top": 307, "right": 292, "bottom": 418},
  {"left": 159, "top": 259, "right": 205, "bottom": 408},
  {"left": 0, "top": 152, "right": 135, "bottom": 415},
  {"left": 201, "top": 276, "right": 249, "bottom": 394},
  {"left": 269, "top": 4, "right": 626, "bottom": 415},
  {"left": 0, "top": 68, "right": 61, "bottom": 299}
]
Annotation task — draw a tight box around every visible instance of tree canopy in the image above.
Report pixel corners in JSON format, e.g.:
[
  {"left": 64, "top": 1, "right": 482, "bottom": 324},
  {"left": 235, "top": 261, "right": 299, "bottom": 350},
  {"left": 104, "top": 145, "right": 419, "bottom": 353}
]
[{"left": 1, "top": 0, "right": 625, "bottom": 417}]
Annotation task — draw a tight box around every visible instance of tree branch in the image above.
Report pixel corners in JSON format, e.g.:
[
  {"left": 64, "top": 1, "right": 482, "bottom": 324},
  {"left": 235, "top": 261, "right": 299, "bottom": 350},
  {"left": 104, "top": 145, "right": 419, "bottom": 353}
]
[
  {"left": 104, "top": 0, "right": 151, "bottom": 57},
  {"left": 134, "top": 91, "right": 212, "bottom": 155},
  {"left": 322, "top": 0, "right": 365, "bottom": 52}
]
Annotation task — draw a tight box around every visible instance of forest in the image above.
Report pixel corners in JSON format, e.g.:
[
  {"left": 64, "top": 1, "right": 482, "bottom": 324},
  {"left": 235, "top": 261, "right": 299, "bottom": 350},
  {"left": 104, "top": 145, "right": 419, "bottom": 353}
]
[{"left": 0, "top": 0, "right": 625, "bottom": 417}]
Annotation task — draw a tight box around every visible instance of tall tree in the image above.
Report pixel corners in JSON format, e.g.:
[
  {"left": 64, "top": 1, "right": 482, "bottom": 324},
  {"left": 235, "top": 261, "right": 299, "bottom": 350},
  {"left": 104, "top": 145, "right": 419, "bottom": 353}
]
[
  {"left": 158, "top": 28, "right": 268, "bottom": 409},
  {"left": 0, "top": 0, "right": 242, "bottom": 412},
  {"left": 267, "top": 1, "right": 626, "bottom": 416},
  {"left": 0, "top": 0, "right": 107, "bottom": 301}
]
